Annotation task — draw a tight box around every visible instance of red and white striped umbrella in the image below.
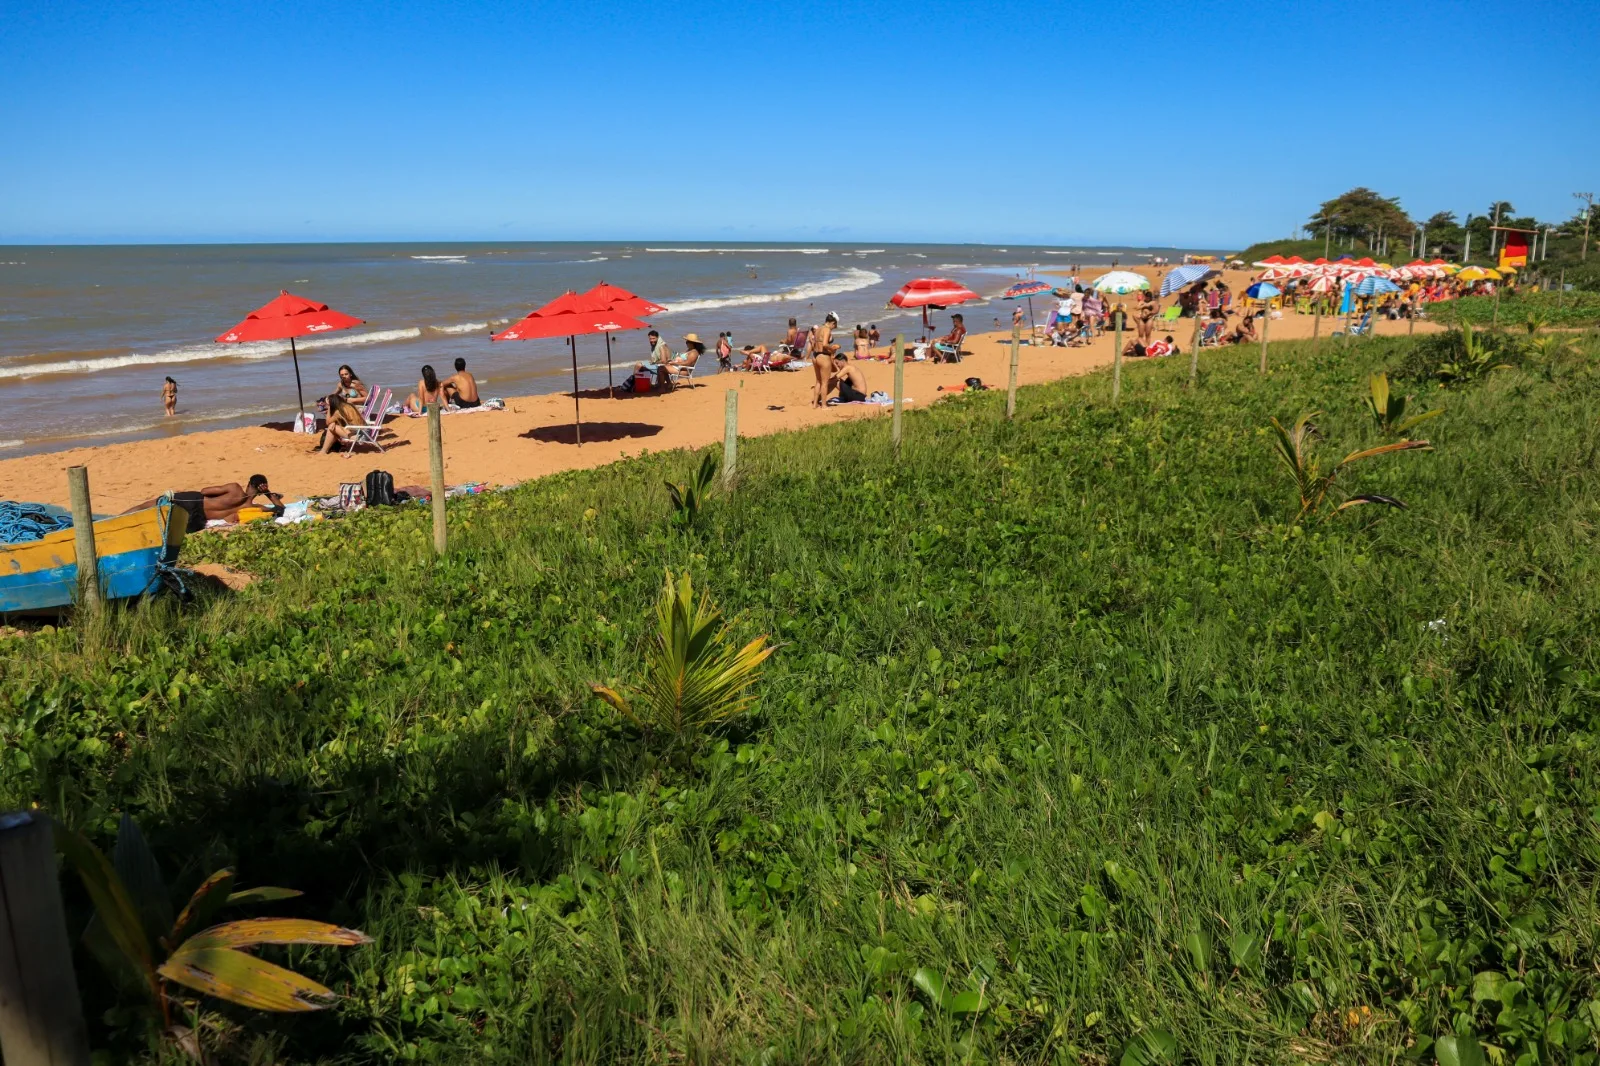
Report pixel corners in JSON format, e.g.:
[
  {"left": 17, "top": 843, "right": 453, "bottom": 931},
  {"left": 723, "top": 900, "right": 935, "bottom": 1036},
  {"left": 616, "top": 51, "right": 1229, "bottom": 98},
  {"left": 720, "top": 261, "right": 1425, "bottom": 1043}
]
[{"left": 889, "top": 277, "right": 981, "bottom": 308}]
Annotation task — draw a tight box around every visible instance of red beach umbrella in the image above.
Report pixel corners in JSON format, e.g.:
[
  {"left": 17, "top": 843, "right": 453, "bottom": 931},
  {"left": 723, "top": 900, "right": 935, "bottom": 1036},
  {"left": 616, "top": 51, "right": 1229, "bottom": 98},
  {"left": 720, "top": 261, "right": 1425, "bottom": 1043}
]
[
  {"left": 579, "top": 282, "right": 668, "bottom": 392},
  {"left": 889, "top": 276, "right": 981, "bottom": 332},
  {"left": 492, "top": 292, "right": 651, "bottom": 445},
  {"left": 216, "top": 290, "right": 365, "bottom": 416}
]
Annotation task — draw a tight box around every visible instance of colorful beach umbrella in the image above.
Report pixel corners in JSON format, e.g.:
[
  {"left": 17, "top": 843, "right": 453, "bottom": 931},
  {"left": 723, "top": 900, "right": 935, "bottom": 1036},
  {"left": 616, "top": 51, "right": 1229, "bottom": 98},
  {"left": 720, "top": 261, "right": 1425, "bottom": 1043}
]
[
  {"left": 1252, "top": 254, "right": 1287, "bottom": 268},
  {"left": 1000, "top": 280, "right": 1053, "bottom": 334},
  {"left": 492, "top": 292, "right": 651, "bottom": 446},
  {"left": 1159, "top": 263, "right": 1218, "bottom": 297},
  {"left": 1456, "top": 266, "right": 1501, "bottom": 282},
  {"left": 216, "top": 290, "right": 365, "bottom": 416},
  {"left": 1091, "top": 271, "right": 1150, "bottom": 295},
  {"left": 1354, "top": 276, "right": 1401, "bottom": 297},
  {"left": 1244, "top": 282, "right": 1281, "bottom": 300},
  {"left": 1308, "top": 275, "right": 1338, "bottom": 294},
  {"left": 890, "top": 276, "right": 981, "bottom": 331},
  {"left": 580, "top": 282, "right": 668, "bottom": 392}
]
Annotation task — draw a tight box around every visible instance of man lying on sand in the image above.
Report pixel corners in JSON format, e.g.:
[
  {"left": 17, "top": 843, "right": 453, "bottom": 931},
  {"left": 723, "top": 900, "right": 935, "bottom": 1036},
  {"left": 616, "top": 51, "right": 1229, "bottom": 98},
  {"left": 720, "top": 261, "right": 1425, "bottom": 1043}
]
[{"left": 126, "top": 474, "right": 282, "bottom": 524}]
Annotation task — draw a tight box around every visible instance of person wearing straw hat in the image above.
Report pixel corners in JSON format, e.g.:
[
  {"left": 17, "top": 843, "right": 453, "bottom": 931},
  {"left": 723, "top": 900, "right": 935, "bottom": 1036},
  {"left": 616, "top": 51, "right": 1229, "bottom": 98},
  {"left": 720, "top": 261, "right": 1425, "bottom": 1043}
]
[{"left": 659, "top": 333, "right": 704, "bottom": 388}]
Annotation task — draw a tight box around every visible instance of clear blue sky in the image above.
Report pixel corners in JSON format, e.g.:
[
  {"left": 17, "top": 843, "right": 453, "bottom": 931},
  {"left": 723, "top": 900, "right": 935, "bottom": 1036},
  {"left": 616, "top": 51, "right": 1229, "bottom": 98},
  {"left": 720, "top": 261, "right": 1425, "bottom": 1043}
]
[{"left": 3, "top": 0, "right": 1596, "bottom": 247}]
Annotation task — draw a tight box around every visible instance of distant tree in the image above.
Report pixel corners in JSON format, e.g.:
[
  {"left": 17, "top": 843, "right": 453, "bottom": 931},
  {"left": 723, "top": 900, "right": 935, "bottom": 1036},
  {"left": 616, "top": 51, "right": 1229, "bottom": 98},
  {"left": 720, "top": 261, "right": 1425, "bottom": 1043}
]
[
  {"left": 1418, "top": 212, "right": 1464, "bottom": 257},
  {"left": 1308, "top": 188, "right": 1413, "bottom": 250}
]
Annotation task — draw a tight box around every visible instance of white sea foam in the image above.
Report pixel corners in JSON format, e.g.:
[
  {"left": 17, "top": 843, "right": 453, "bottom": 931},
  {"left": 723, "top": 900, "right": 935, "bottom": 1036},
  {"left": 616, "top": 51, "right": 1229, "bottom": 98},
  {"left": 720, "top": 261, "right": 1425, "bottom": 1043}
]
[
  {"left": 646, "top": 247, "right": 830, "bottom": 255},
  {"left": 430, "top": 321, "right": 490, "bottom": 335},
  {"left": 909, "top": 253, "right": 927, "bottom": 258},
  {"left": 411, "top": 255, "right": 469, "bottom": 261},
  {"left": 0, "top": 327, "right": 424, "bottom": 381},
  {"left": 0, "top": 439, "right": 23, "bottom": 449},
  {"left": 937, "top": 264, "right": 972, "bottom": 270},
  {"left": 658, "top": 268, "right": 882, "bottom": 315}
]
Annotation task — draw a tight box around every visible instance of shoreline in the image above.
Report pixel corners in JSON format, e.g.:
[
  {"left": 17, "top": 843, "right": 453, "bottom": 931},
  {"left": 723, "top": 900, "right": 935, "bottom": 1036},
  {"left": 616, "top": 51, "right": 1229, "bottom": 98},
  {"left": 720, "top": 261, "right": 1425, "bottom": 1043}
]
[{"left": 0, "top": 267, "right": 1443, "bottom": 512}]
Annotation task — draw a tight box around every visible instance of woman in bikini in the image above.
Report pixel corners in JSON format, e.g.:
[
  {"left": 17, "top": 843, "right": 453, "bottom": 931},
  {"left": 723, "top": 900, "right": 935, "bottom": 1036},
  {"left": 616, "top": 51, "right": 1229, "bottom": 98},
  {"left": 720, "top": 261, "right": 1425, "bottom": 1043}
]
[
  {"left": 404, "top": 364, "right": 445, "bottom": 414},
  {"left": 336, "top": 364, "right": 369, "bottom": 405},
  {"left": 853, "top": 324, "right": 870, "bottom": 360}
]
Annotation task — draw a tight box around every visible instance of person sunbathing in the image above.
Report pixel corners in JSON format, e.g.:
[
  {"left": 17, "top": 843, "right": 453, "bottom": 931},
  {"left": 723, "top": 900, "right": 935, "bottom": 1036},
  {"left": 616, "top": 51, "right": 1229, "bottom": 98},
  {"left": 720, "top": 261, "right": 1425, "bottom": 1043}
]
[
  {"left": 831, "top": 361, "right": 869, "bottom": 403},
  {"left": 336, "top": 364, "right": 369, "bottom": 404},
  {"left": 317, "top": 394, "right": 365, "bottom": 454},
  {"left": 1145, "top": 336, "right": 1175, "bottom": 357},
  {"left": 739, "top": 343, "right": 770, "bottom": 369},
  {"left": 442, "top": 357, "right": 480, "bottom": 408},
  {"left": 132, "top": 475, "right": 282, "bottom": 524},
  {"left": 932, "top": 314, "right": 967, "bottom": 362},
  {"left": 404, "top": 364, "right": 445, "bottom": 414},
  {"left": 661, "top": 336, "right": 703, "bottom": 386}
]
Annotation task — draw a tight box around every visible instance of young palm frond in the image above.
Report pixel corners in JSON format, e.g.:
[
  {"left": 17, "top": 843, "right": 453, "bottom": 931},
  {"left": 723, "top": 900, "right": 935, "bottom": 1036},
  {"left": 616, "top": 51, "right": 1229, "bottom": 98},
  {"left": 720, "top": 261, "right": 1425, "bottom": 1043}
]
[
  {"left": 592, "top": 570, "right": 774, "bottom": 741},
  {"left": 1270, "top": 410, "right": 1432, "bottom": 523},
  {"left": 1437, "top": 321, "right": 1513, "bottom": 386},
  {"left": 664, "top": 452, "right": 720, "bottom": 526},
  {"left": 1365, "top": 371, "right": 1443, "bottom": 436},
  {"left": 1523, "top": 309, "right": 1550, "bottom": 335}
]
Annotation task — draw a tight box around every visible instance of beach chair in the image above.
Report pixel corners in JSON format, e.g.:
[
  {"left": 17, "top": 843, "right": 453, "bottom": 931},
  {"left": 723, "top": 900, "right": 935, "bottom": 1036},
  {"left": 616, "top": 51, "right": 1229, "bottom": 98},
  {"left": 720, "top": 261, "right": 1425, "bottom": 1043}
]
[
  {"left": 661, "top": 353, "right": 700, "bottom": 390},
  {"left": 343, "top": 388, "right": 390, "bottom": 455},
  {"left": 1198, "top": 321, "right": 1223, "bottom": 347},
  {"left": 1347, "top": 311, "right": 1373, "bottom": 337}
]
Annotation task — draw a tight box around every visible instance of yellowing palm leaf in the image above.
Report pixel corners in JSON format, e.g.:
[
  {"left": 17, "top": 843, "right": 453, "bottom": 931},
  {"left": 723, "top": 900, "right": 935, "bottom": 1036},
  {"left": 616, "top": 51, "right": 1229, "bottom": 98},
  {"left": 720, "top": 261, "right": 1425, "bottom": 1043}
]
[{"left": 158, "top": 945, "right": 339, "bottom": 1012}]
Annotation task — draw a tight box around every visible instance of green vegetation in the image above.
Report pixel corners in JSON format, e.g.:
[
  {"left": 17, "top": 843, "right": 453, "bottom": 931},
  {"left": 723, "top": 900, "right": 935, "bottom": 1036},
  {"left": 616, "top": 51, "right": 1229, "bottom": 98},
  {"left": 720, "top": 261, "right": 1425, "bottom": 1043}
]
[
  {"left": 6, "top": 328, "right": 1600, "bottom": 1063},
  {"left": 1428, "top": 290, "right": 1600, "bottom": 329}
]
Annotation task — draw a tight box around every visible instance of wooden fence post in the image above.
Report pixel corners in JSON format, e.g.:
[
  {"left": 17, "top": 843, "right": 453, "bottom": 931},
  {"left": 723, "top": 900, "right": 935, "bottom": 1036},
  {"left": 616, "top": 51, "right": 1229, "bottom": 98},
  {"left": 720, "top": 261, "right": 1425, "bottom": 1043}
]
[
  {"left": 0, "top": 811, "right": 93, "bottom": 1066},
  {"left": 1112, "top": 311, "right": 1123, "bottom": 405},
  {"left": 723, "top": 389, "right": 738, "bottom": 489},
  {"left": 1258, "top": 307, "right": 1271, "bottom": 373},
  {"left": 891, "top": 333, "right": 904, "bottom": 456},
  {"left": 1188, "top": 312, "right": 1202, "bottom": 389},
  {"left": 66, "top": 467, "right": 100, "bottom": 613},
  {"left": 1005, "top": 321, "right": 1020, "bottom": 420},
  {"left": 428, "top": 402, "right": 446, "bottom": 555}
]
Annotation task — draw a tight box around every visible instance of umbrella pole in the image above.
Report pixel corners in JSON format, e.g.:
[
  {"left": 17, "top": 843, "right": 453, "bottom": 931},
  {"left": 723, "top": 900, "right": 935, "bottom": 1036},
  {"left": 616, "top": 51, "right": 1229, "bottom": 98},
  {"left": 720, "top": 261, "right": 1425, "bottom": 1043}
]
[
  {"left": 290, "top": 336, "right": 306, "bottom": 416},
  {"left": 1028, "top": 296, "right": 1036, "bottom": 337},
  {"left": 605, "top": 332, "right": 615, "bottom": 395},
  {"left": 569, "top": 336, "right": 582, "bottom": 446}
]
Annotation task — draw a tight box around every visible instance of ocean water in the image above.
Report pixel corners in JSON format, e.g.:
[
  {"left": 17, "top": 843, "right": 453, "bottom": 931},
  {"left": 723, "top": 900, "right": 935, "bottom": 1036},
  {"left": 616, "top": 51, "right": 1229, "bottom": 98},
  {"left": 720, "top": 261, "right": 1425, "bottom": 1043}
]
[{"left": 0, "top": 242, "right": 1210, "bottom": 456}]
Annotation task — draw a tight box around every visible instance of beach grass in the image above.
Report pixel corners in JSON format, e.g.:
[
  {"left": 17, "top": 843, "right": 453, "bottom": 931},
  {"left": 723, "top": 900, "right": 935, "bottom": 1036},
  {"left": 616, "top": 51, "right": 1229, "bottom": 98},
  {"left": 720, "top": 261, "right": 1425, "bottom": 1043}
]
[{"left": 5, "top": 328, "right": 1600, "bottom": 1064}]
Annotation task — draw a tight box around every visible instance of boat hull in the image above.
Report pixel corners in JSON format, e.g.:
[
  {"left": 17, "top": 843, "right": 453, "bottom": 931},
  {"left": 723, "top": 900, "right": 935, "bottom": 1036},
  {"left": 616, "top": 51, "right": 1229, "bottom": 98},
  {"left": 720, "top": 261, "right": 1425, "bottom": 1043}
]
[{"left": 0, "top": 502, "right": 187, "bottom": 614}]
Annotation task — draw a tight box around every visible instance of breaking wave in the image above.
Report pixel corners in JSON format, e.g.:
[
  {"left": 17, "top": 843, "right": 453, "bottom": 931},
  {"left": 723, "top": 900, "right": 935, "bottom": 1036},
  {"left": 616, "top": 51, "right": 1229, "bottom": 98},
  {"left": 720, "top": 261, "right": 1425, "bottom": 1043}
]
[
  {"left": 658, "top": 268, "right": 882, "bottom": 315},
  {"left": 646, "top": 247, "right": 830, "bottom": 255},
  {"left": 0, "top": 327, "right": 424, "bottom": 381}
]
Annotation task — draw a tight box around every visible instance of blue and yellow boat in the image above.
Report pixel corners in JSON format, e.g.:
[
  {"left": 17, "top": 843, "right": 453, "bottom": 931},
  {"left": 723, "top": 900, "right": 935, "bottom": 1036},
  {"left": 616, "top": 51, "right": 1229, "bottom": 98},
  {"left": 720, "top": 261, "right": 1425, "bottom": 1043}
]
[{"left": 0, "top": 500, "right": 188, "bottom": 614}]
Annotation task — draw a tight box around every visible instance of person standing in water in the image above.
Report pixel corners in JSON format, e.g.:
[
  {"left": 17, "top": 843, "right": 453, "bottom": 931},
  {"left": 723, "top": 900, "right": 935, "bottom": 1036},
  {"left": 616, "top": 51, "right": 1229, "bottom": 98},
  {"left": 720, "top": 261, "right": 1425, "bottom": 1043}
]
[{"left": 163, "top": 376, "right": 177, "bottom": 417}]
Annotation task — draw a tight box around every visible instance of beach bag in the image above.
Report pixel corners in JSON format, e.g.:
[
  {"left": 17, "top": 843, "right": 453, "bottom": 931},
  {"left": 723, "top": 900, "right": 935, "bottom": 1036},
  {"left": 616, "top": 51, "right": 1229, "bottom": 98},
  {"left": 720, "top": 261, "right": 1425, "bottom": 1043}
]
[
  {"left": 363, "top": 469, "right": 396, "bottom": 507},
  {"left": 293, "top": 412, "right": 317, "bottom": 434},
  {"left": 339, "top": 482, "right": 366, "bottom": 511}
]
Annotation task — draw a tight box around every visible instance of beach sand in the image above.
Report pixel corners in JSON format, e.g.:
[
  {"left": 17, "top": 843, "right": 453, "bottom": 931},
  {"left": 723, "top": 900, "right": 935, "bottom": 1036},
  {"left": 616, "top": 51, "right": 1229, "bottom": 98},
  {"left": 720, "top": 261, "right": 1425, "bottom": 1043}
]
[{"left": 0, "top": 267, "right": 1441, "bottom": 512}]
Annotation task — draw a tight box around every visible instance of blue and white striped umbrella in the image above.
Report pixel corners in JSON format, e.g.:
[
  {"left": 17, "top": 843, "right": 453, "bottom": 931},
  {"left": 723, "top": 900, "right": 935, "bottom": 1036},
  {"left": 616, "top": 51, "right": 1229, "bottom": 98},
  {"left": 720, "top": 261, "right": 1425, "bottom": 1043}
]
[
  {"left": 1159, "top": 264, "right": 1219, "bottom": 297},
  {"left": 1354, "top": 276, "right": 1401, "bottom": 297}
]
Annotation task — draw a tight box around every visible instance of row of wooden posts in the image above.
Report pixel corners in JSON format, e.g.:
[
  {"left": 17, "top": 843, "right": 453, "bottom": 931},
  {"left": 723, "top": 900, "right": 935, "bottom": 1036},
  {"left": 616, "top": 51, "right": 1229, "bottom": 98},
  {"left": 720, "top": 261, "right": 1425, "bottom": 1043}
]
[{"left": 7, "top": 298, "right": 1410, "bottom": 1062}]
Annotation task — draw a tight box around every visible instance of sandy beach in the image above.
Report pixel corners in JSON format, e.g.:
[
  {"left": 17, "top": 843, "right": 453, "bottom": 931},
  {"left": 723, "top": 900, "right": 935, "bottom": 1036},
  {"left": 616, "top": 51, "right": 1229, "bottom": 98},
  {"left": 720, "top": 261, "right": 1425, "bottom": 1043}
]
[{"left": 0, "top": 266, "right": 1442, "bottom": 511}]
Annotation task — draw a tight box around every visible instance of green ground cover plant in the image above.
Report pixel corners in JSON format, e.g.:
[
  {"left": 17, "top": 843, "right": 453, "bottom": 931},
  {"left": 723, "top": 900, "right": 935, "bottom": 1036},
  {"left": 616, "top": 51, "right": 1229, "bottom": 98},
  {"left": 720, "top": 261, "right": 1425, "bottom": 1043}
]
[
  {"left": 4, "top": 328, "right": 1600, "bottom": 1064},
  {"left": 1427, "top": 290, "right": 1600, "bottom": 330}
]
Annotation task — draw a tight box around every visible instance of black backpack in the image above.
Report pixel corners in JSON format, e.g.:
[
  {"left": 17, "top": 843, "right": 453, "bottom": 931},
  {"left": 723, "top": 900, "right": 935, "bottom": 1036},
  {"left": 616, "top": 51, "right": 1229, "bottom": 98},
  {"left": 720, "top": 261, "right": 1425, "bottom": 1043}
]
[{"left": 364, "top": 469, "right": 396, "bottom": 507}]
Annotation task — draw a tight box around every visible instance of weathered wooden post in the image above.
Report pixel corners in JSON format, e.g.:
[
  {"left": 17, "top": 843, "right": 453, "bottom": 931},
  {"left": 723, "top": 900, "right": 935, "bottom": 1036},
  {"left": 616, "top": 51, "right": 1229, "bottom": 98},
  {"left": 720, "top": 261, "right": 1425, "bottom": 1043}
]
[
  {"left": 1005, "top": 320, "right": 1020, "bottom": 420},
  {"left": 891, "top": 333, "right": 904, "bottom": 456},
  {"left": 1112, "top": 310, "right": 1123, "bottom": 405},
  {"left": 722, "top": 388, "right": 738, "bottom": 489},
  {"left": 1188, "top": 312, "right": 1202, "bottom": 389},
  {"left": 428, "top": 401, "right": 446, "bottom": 555},
  {"left": 0, "top": 811, "right": 93, "bottom": 1066},
  {"left": 66, "top": 467, "right": 100, "bottom": 612},
  {"left": 1258, "top": 306, "right": 1271, "bottom": 373}
]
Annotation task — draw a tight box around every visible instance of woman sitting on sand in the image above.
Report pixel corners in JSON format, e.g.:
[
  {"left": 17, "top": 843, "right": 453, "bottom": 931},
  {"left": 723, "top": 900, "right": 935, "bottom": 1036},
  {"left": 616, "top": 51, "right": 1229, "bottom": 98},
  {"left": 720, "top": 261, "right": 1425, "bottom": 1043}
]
[
  {"left": 317, "top": 394, "right": 364, "bottom": 454},
  {"left": 403, "top": 364, "right": 445, "bottom": 415},
  {"left": 853, "top": 324, "right": 870, "bottom": 360}
]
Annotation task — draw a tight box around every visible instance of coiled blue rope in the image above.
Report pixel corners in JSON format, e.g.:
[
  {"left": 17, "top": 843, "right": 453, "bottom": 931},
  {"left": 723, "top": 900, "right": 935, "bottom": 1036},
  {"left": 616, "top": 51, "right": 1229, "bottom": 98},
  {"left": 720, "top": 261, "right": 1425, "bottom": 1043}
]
[{"left": 0, "top": 501, "right": 74, "bottom": 545}]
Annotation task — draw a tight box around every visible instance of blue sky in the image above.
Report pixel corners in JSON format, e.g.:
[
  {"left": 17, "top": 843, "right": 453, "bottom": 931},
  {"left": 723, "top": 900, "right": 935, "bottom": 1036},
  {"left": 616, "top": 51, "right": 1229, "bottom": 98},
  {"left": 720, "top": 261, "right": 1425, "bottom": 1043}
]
[{"left": 2, "top": 0, "right": 1596, "bottom": 247}]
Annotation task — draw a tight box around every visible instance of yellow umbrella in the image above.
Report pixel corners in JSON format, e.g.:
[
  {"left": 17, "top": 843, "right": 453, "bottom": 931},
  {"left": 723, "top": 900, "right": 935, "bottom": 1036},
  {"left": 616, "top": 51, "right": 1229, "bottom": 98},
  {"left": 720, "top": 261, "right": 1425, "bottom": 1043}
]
[{"left": 1457, "top": 266, "right": 1502, "bottom": 282}]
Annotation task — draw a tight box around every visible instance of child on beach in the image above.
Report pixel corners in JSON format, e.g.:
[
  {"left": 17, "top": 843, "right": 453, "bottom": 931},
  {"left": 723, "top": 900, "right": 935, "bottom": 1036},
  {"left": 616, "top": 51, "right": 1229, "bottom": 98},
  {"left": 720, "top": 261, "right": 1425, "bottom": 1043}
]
[{"left": 163, "top": 376, "right": 177, "bottom": 417}]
